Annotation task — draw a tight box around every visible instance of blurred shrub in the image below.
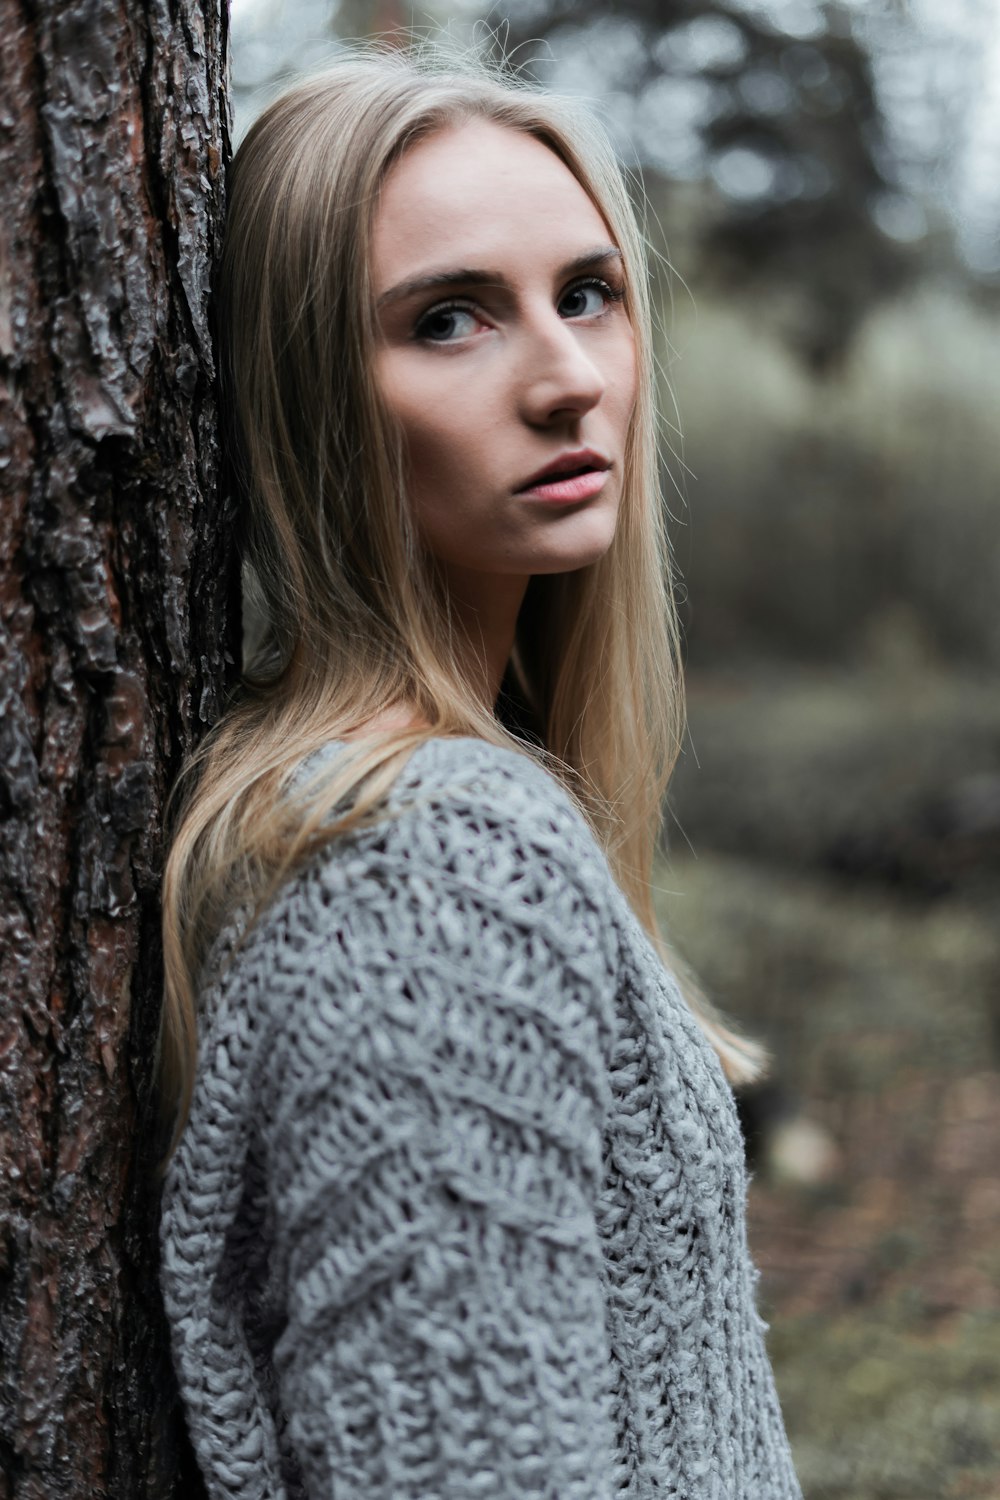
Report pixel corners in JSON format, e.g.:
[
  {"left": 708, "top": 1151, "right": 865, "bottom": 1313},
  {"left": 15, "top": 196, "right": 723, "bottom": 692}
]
[{"left": 662, "top": 284, "right": 1000, "bottom": 668}]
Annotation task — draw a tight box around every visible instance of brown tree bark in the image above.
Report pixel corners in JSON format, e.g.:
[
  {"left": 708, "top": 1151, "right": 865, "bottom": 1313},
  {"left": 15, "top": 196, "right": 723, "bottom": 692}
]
[{"left": 0, "top": 1, "right": 234, "bottom": 1495}]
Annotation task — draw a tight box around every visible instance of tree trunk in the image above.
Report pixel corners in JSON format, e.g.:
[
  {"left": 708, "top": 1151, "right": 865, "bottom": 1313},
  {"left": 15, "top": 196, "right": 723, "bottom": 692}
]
[{"left": 0, "top": 1, "right": 234, "bottom": 1495}]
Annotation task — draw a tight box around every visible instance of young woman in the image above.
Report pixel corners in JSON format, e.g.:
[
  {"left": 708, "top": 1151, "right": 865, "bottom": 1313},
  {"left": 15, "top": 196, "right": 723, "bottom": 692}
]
[{"left": 158, "top": 45, "right": 802, "bottom": 1500}]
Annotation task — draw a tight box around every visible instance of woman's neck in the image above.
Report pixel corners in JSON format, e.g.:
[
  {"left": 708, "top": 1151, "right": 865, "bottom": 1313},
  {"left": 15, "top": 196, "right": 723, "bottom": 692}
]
[
  {"left": 441, "top": 567, "right": 530, "bottom": 711},
  {"left": 341, "top": 570, "right": 529, "bottom": 740}
]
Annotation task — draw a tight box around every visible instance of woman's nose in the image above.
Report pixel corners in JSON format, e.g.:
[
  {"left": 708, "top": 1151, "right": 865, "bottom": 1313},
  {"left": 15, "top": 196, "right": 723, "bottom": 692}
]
[{"left": 518, "top": 310, "right": 606, "bottom": 426}]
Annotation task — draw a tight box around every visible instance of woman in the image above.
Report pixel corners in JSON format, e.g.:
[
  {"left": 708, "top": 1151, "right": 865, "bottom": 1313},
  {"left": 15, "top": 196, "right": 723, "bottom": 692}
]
[{"left": 158, "top": 44, "right": 802, "bottom": 1500}]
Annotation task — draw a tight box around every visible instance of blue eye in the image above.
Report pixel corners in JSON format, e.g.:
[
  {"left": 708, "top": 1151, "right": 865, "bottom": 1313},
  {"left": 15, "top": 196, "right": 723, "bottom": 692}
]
[
  {"left": 415, "top": 304, "right": 480, "bottom": 342},
  {"left": 559, "top": 278, "right": 623, "bottom": 318}
]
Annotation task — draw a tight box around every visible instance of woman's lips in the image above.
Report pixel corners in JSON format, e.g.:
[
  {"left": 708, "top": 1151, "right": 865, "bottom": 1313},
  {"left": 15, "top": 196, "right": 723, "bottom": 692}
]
[{"left": 516, "top": 468, "right": 610, "bottom": 504}]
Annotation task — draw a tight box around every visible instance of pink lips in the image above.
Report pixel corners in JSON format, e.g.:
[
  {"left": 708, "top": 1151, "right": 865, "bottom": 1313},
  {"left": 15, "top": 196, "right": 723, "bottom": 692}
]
[
  {"left": 517, "top": 469, "right": 610, "bottom": 504},
  {"left": 515, "top": 449, "right": 612, "bottom": 505}
]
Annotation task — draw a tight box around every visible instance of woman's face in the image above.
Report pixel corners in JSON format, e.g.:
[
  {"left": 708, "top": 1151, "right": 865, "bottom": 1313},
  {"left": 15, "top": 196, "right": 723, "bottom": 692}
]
[{"left": 371, "top": 118, "right": 637, "bottom": 598}]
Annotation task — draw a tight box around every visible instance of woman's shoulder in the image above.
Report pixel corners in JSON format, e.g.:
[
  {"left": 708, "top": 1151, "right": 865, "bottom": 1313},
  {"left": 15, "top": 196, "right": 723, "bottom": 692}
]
[
  {"left": 296, "top": 733, "right": 595, "bottom": 847},
  {"left": 198, "top": 735, "right": 617, "bottom": 1023},
  {"left": 399, "top": 734, "right": 582, "bottom": 817},
  {"left": 269, "top": 734, "right": 615, "bottom": 953},
  {"left": 214, "top": 735, "right": 621, "bottom": 1068}
]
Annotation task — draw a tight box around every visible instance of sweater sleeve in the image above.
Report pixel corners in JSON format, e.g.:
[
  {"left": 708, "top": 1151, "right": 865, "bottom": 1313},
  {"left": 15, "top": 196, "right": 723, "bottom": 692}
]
[{"left": 260, "top": 779, "right": 620, "bottom": 1500}]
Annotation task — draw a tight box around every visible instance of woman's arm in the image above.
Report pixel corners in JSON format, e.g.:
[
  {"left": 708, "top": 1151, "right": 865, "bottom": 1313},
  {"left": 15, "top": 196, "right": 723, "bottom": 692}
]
[{"left": 261, "top": 788, "right": 620, "bottom": 1499}]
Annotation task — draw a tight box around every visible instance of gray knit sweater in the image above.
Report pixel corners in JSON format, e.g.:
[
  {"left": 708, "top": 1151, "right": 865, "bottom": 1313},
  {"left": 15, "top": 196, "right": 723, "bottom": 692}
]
[{"left": 160, "top": 736, "right": 802, "bottom": 1500}]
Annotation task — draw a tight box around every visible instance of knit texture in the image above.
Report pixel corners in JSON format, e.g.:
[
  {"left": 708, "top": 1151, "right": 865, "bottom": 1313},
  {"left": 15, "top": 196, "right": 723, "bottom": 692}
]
[{"left": 160, "top": 736, "right": 802, "bottom": 1500}]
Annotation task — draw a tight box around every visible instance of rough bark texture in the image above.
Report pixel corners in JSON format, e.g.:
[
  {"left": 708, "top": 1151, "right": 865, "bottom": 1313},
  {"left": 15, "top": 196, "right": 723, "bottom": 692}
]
[{"left": 0, "top": 1, "right": 234, "bottom": 1495}]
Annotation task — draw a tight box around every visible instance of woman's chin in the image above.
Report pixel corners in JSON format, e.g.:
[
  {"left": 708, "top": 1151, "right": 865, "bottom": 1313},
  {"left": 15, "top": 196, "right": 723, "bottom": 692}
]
[{"left": 527, "top": 512, "right": 620, "bottom": 575}]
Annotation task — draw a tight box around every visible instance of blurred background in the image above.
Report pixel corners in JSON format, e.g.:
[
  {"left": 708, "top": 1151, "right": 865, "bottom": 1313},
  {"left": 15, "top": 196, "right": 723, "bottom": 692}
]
[{"left": 229, "top": 2, "right": 1000, "bottom": 1493}]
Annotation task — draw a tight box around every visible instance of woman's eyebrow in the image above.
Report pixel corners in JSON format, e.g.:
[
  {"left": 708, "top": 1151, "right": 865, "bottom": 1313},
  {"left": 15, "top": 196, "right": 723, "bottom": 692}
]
[{"left": 376, "top": 244, "right": 622, "bottom": 308}]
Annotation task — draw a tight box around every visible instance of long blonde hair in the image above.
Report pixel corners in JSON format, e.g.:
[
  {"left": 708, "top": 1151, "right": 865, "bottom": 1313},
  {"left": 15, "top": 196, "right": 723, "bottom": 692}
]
[{"left": 158, "top": 43, "right": 763, "bottom": 1161}]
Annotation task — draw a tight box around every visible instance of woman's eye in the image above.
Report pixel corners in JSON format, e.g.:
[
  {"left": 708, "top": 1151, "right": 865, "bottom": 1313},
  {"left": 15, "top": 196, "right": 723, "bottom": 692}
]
[
  {"left": 415, "top": 304, "right": 481, "bottom": 342},
  {"left": 559, "top": 279, "right": 620, "bottom": 318}
]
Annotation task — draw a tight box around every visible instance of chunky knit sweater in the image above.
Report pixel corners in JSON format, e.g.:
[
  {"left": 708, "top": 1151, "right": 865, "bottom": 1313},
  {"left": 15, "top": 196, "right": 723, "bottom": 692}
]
[{"left": 160, "top": 736, "right": 801, "bottom": 1500}]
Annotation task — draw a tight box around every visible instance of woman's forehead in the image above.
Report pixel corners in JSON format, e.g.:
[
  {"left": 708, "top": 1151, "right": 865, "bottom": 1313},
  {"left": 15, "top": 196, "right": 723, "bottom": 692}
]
[{"left": 371, "top": 118, "right": 613, "bottom": 289}]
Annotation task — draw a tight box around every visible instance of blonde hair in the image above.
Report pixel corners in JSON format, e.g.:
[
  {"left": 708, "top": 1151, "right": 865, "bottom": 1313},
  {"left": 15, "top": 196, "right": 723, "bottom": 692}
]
[{"left": 158, "top": 42, "right": 763, "bottom": 1162}]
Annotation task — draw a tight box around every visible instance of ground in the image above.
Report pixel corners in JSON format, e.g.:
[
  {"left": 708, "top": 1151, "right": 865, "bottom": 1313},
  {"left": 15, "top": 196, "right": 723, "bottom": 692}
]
[{"left": 655, "top": 669, "right": 1000, "bottom": 1498}]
